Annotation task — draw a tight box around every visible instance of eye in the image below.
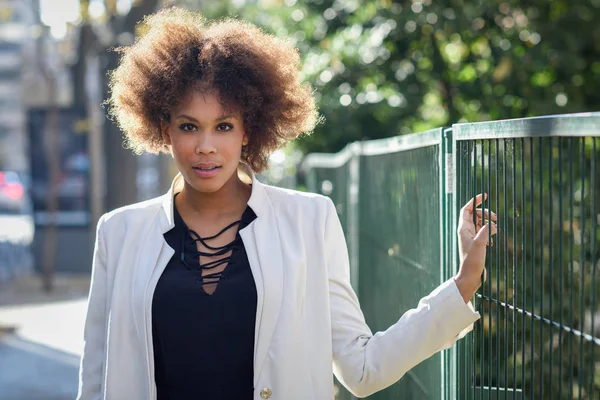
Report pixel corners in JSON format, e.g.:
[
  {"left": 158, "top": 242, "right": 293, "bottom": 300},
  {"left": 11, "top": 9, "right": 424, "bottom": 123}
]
[
  {"left": 179, "top": 123, "right": 197, "bottom": 132},
  {"left": 217, "top": 123, "right": 234, "bottom": 132}
]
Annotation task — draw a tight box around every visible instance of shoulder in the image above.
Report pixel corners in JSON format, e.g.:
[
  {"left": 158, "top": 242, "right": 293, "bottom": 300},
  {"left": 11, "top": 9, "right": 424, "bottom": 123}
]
[
  {"left": 262, "top": 184, "right": 332, "bottom": 209},
  {"left": 259, "top": 183, "right": 335, "bottom": 223},
  {"left": 98, "top": 194, "right": 165, "bottom": 233}
]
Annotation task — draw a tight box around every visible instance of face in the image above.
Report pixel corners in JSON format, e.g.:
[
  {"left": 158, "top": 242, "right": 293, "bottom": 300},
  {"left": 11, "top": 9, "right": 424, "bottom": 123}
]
[{"left": 161, "top": 89, "right": 248, "bottom": 195}]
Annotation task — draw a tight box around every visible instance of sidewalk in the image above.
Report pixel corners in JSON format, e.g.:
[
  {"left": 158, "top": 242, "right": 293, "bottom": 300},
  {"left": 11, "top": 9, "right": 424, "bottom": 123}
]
[{"left": 0, "top": 274, "right": 90, "bottom": 400}]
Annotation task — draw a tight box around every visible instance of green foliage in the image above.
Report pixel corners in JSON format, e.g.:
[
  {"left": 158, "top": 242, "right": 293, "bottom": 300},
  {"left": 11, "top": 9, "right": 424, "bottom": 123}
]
[{"left": 176, "top": 0, "right": 600, "bottom": 154}]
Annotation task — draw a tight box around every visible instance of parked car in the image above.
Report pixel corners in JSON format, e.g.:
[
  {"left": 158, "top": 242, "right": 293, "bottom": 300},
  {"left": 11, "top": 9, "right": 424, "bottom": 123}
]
[
  {"left": 0, "top": 170, "right": 30, "bottom": 215},
  {"left": 0, "top": 170, "right": 34, "bottom": 283}
]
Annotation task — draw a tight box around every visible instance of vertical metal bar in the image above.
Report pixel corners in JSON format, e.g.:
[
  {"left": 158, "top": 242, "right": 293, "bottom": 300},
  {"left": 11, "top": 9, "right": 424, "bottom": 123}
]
[
  {"left": 558, "top": 137, "right": 564, "bottom": 398},
  {"left": 520, "top": 138, "right": 526, "bottom": 394},
  {"left": 442, "top": 128, "right": 453, "bottom": 400},
  {"left": 502, "top": 139, "right": 508, "bottom": 400},
  {"left": 462, "top": 140, "right": 467, "bottom": 399},
  {"left": 470, "top": 141, "right": 485, "bottom": 400},
  {"left": 487, "top": 139, "right": 492, "bottom": 400},
  {"left": 548, "top": 137, "right": 554, "bottom": 400},
  {"left": 529, "top": 137, "right": 535, "bottom": 400},
  {"left": 464, "top": 141, "right": 468, "bottom": 400},
  {"left": 460, "top": 140, "right": 481, "bottom": 400},
  {"left": 494, "top": 139, "right": 500, "bottom": 394},
  {"left": 589, "top": 137, "right": 597, "bottom": 398},
  {"left": 511, "top": 138, "right": 517, "bottom": 399},
  {"left": 438, "top": 136, "right": 445, "bottom": 399},
  {"left": 465, "top": 141, "right": 471, "bottom": 400},
  {"left": 462, "top": 140, "right": 471, "bottom": 400},
  {"left": 538, "top": 137, "right": 544, "bottom": 399},
  {"left": 478, "top": 140, "right": 485, "bottom": 400},
  {"left": 568, "top": 138, "right": 574, "bottom": 400},
  {"left": 578, "top": 137, "right": 586, "bottom": 400}
]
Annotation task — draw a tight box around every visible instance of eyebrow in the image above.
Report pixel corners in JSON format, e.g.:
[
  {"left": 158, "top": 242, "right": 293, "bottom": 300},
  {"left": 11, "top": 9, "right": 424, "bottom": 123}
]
[{"left": 175, "top": 114, "right": 236, "bottom": 122}]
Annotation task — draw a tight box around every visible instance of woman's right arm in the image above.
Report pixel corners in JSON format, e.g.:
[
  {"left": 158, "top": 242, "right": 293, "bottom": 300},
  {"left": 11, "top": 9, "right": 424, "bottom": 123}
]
[{"left": 77, "top": 215, "right": 108, "bottom": 400}]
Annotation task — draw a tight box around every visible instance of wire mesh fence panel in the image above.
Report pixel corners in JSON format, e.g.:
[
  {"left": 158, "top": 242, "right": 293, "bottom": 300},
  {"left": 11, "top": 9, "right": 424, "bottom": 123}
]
[
  {"left": 454, "top": 124, "right": 600, "bottom": 399},
  {"left": 309, "top": 166, "right": 350, "bottom": 232},
  {"left": 301, "top": 113, "right": 600, "bottom": 400},
  {"left": 303, "top": 133, "right": 446, "bottom": 399},
  {"left": 304, "top": 157, "right": 356, "bottom": 400},
  {"left": 357, "top": 142, "right": 444, "bottom": 399}
]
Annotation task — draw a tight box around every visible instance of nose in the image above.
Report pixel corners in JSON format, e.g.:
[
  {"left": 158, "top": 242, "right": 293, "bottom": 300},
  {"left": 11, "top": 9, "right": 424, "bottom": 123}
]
[{"left": 195, "top": 131, "right": 217, "bottom": 155}]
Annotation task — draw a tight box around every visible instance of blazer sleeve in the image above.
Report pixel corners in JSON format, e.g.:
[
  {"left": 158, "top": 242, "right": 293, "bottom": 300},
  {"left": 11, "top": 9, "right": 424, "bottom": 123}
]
[
  {"left": 77, "top": 215, "right": 108, "bottom": 400},
  {"left": 325, "top": 197, "right": 480, "bottom": 398}
]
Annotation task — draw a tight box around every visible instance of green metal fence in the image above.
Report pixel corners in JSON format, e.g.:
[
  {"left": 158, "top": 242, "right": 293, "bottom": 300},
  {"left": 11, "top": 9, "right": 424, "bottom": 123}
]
[{"left": 300, "top": 113, "right": 600, "bottom": 400}]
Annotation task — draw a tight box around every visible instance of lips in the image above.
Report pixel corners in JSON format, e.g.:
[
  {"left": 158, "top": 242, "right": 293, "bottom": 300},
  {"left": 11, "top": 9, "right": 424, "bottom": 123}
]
[
  {"left": 193, "top": 162, "right": 220, "bottom": 169},
  {"left": 193, "top": 166, "right": 219, "bottom": 171},
  {"left": 192, "top": 163, "right": 221, "bottom": 178}
]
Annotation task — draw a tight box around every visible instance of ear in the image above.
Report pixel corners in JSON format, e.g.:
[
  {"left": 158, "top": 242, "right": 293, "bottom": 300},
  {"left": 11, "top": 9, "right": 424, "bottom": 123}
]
[
  {"left": 242, "top": 134, "right": 249, "bottom": 147},
  {"left": 160, "top": 119, "right": 172, "bottom": 146}
]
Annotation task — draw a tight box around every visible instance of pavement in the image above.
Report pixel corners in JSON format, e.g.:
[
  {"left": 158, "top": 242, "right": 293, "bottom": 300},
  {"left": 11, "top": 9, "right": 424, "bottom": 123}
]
[{"left": 0, "top": 274, "right": 90, "bottom": 400}]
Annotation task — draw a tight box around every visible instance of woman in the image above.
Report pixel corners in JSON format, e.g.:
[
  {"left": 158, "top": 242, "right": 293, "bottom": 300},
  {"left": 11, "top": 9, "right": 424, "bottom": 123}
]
[{"left": 77, "top": 7, "right": 496, "bottom": 400}]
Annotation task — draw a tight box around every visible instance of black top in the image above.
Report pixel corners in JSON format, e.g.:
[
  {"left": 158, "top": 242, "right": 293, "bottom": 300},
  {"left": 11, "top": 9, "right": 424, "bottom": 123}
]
[{"left": 152, "top": 200, "right": 257, "bottom": 399}]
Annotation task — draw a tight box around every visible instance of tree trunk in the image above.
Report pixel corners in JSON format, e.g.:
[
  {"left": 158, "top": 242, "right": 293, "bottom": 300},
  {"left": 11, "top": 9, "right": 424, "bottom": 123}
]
[
  {"left": 38, "top": 35, "right": 60, "bottom": 292},
  {"left": 102, "top": 0, "right": 161, "bottom": 211}
]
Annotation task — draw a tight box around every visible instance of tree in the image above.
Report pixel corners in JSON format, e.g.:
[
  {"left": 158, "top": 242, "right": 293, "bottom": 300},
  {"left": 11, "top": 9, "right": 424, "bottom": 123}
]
[
  {"left": 36, "top": 27, "right": 61, "bottom": 292},
  {"left": 72, "top": 0, "right": 161, "bottom": 215},
  {"left": 175, "top": 0, "right": 600, "bottom": 154}
]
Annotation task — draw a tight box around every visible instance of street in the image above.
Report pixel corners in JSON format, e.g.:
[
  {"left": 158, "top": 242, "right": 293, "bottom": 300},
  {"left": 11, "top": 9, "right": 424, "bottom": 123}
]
[{"left": 0, "top": 275, "right": 89, "bottom": 400}]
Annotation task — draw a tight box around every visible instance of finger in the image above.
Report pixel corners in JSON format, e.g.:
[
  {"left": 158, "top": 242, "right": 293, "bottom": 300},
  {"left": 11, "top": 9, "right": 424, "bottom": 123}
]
[
  {"left": 490, "top": 221, "right": 498, "bottom": 236},
  {"left": 475, "top": 209, "right": 497, "bottom": 222},
  {"left": 468, "top": 224, "right": 498, "bottom": 248},
  {"left": 474, "top": 213, "right": 497, "bottom": 226},
  {"left": 473, "top": 223, "right": 497, "bottom": 247},
  {"left": 479, "top": 221, "right": 498, "bottom": 236},
  {"left": 460, "top": 193, "right": 487, "bottom": 223},
  {"left": 474, "top": 215, "right": 495, "bottom": 224}
]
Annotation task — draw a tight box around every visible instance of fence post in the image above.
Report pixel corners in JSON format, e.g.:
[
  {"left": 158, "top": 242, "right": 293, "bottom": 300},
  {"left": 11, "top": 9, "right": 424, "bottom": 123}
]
[
  {"left": 441, "top": 127, "right": 457, "bottom": 399},
  {"left": 347, "top": 142, "right": 361, "bottom": 298},
  {"left": 306, "top": 165, "right": 317, "bottom": 193}
]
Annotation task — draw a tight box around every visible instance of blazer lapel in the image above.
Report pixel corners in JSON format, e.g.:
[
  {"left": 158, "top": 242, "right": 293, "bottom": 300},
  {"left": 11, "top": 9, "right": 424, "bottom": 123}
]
[
  {"left": 134, "top": 183, "right": 179, "bottom": 374},
  {"left": 131, "top": 210, "right": 174, "bottom": 365},
  {"left": 135, "top": 184, "right": 178, "bottom": 319},
  {"left": 241, "top": 175, "right": 284, "bottom": 386}
]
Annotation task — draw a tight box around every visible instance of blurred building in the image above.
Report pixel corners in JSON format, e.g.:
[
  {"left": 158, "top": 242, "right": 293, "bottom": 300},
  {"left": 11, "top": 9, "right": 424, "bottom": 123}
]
[
  {"left": 0, "top": 0, "right": 38, "bottom": 283},
  {"left": 0, "top": 0, "right": 90, "bottom": 281},
  {"left": 0, "top": 0, "right": 34, "bottom": 173}
]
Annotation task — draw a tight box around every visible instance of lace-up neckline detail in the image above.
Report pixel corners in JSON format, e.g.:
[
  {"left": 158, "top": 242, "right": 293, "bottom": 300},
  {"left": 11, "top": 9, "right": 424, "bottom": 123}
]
[{"left": 175, "top": 203, "right": 249, "bottom": 295}]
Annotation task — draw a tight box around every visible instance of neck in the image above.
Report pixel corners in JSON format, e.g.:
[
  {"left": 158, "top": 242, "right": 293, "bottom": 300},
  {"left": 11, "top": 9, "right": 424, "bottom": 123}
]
[{"left": 177, "top": 171, "right": 251, "bottom": 219}]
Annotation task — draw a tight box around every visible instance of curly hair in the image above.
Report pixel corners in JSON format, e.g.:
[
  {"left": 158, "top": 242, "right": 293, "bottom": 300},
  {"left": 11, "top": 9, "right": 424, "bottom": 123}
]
[{"left": 106, "top": 7, "right": 320, "bottom": 172}]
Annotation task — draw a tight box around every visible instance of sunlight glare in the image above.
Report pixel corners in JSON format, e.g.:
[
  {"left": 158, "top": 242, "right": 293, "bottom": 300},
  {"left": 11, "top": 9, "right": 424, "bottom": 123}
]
[{"left": 40, "top": 0, "right": 80, "bottom": 38}]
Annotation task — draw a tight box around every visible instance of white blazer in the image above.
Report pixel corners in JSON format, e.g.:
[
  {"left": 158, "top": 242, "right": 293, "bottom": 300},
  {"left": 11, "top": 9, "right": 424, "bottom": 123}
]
[{"left": 77, "top": 169, "right": 479, "bottom": 400}]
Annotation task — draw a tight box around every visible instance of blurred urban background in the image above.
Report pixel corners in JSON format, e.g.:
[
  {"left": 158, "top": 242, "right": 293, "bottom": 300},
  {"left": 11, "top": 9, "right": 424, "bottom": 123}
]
[{"left": 0, "top": 0, "right": 598, "bottom": 398}]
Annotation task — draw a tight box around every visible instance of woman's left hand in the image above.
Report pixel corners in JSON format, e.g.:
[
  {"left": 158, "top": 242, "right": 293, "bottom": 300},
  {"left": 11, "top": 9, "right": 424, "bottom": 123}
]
[{"left": 454, "top": 193, "right": 497, "bottom": 303}]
